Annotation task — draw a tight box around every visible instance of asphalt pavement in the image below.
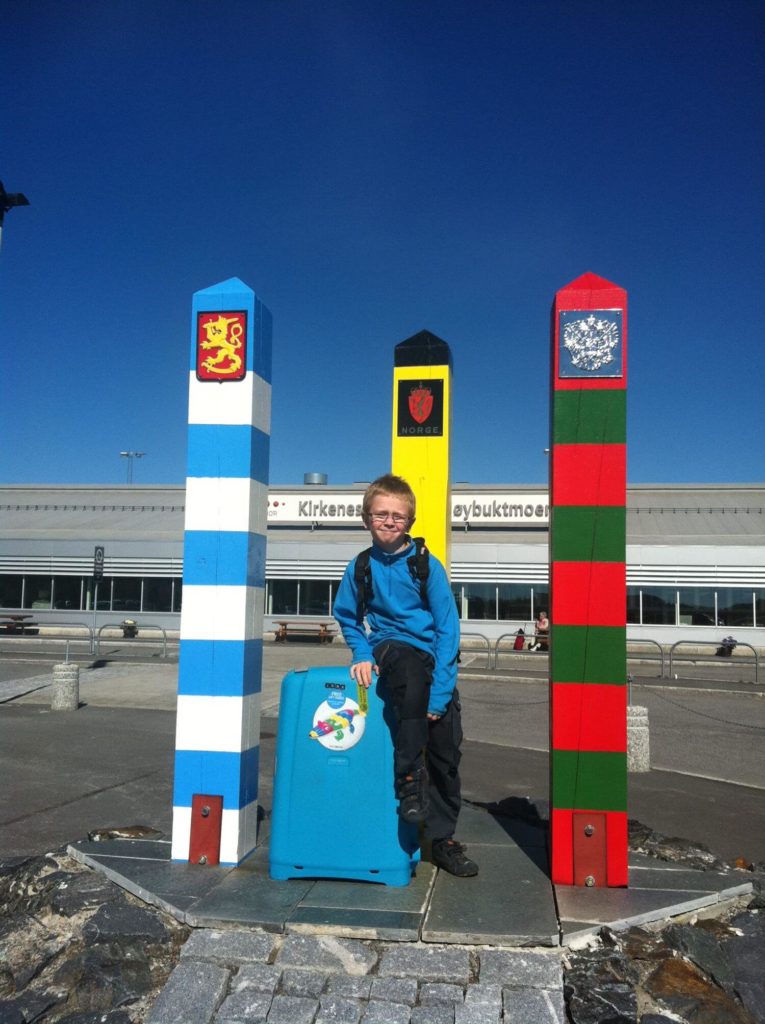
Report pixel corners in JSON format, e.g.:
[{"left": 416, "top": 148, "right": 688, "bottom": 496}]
[{"left": 1, "top": 643, "right": 763, "bottom": 864}]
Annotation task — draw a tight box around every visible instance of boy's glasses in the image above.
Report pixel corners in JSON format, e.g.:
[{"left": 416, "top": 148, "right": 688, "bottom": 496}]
[{"left": 368, "top": 512, "right": 409, "bottom": 524}]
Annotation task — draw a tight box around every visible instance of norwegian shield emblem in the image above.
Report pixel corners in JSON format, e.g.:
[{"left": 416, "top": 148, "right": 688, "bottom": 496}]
[{"left": 408, "top": 385, "right": 433, "bottom": 424}]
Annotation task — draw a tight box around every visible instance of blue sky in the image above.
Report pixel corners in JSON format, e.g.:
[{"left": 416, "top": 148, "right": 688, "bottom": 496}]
[{"left": 2, "top": 1, "right": 763, "bottom": 488}]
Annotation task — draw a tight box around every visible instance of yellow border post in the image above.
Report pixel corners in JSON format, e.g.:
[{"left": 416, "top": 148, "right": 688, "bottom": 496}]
[{"left": 391, "top": 331, "right": 453, "bottom": 570}]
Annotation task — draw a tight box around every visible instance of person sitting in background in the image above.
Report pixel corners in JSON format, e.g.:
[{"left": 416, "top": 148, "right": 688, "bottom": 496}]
[{"left": 530, "top": 609, "right": 549, "bottom": 651}]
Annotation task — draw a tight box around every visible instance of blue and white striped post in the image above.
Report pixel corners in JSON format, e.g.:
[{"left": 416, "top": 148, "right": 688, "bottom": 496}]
[{"left": 171, "top": 277, "right": 272, "bottom": 865}]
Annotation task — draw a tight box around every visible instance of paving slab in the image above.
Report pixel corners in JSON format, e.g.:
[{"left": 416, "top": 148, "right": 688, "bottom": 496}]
[
  {"left": 316, "top": 995, "right": 364, "bottom": 1023},
  {"left": 288, "top": 905, "right": 423, "bottom": 941},
  {"left": 301, "top": 863, "right": 435, "bottom": 912},
  {"left": 146, "top": 960, "right": 229, "bottom": 1024},
  {"left": 454, "top": 1003, "right": 500, "bottom": 1024},
  {"left": 360, "top": 1002, "right": 412, "bottom": 1024},
  {"left": 555, "top": 883, "right": 721, "bottom": 934},
  {"left": 557, "top": 920, "right": 604, "bottom": 945},
  {"left": 419, "top": 983, "right": 465, "bottom": 1005},
  {"left": 287, "top": 863, "right": 434, "bottom": 938},
  {"left": 449, "top": 803, "right": 546, "bottom": 849},
  {"left": 217, "top": 989, "right": 273, "bottom": 1023},
  {"left": 275, "top": 934, "right": 379, "bottom": 974},
  {"left": 73, "top": 850, "right": 224, "bottom": 902},
  {"left": 325, "top": 976, "right": 373, "bottom": 1000},
  {"left": 72, "top": 837, "right": 171, "bottom": 859},
  {"left": 180, "top": 927, "right": 277, "bottom": 965},
  {"left": 187, "top": 867, "right": 315, "bottom": 928},
  {"left": 410, "top": 1007, "right": 455, "bottom": 1024},
  {"left": 477, "top": 950, "right": 562, "bottom": 989},
  {"left": 422, "top": 845, "right": 558, "bottom": 946},
  {"left": 230, "top": 963, "right": 282, "bottom": 994},
  {"left": 501, "top": 986, "right": 565, "bottom": 1023},
  {"left": 628, "top": 863, "right": 753, "bottom": 897},
  {"left": 267, "top": 993, "right": 320, "bottom": 1023},
  {"left": 376, "top": 946, "right": 471, "bottom": 984},
  {"left": 281, "top": 968, "right": 328, "bottom": 996},
  {"left": 369, "top": 976, "right": 418, "bottom": 1005}
]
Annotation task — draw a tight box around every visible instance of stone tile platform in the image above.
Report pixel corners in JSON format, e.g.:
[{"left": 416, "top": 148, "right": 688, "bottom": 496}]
[{"left": 68, "top": 802, "right": 752, "bottom": 948}]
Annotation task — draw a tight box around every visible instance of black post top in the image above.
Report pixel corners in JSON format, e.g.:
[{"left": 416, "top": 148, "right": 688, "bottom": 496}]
[{"left": 394, "top": 330, "right": 452, "bottom": 368}]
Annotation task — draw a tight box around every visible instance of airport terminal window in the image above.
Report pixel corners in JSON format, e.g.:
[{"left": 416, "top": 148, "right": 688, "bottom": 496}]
[
  {"left": 23, "top": 576, "right": 52, "bottom": 610},
  {"left": 679, "top": 588, "right": 716, "bottom": 626},
  {"left": 95, "top": 580, "right": 112, "bottom": 610},
  {"left": 300, "top": 580, "right": 331, "bottom": 616},
  {"left": 52, "top": 576, "right": 82, "bottom": 610},
  {"left": 717, "top": 588, "right": 754, "bottom": 627},
  {"left": 464, "top": 582, "right": 497, "bottom": 620},
  {"left": 268, "top": 580, "right": 298, "bottom": 615},
  {"left": 0, "top": 575, "right": 23, "bottom": 609},
  {"left": 329, "top": 581, "right": 341, "bottom": 614},
  {"left": 498, "top": 584, "right": 531, "bottom": 621},
  {"left": 531, "top": 588, "right": 549, "bottom": 620},
  {"left": 627, "top": 587, "right": 640, "bottom": 623},
  {"left": 756, "top": 590, "right": 765, "bottom": 627},
  {"left": 143, "top": 578, "right": 173, "bottom": 613},
  {"left": 641, "top": 587, "right": 676, "bottom": 625},
  {"left": 111, "top": 578, "right": 141, "bottom": 612}
]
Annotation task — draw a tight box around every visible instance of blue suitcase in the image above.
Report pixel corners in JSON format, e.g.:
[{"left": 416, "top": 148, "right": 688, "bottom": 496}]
[{"left": 269, "top": 666, "right": 419, "bottom": 886}]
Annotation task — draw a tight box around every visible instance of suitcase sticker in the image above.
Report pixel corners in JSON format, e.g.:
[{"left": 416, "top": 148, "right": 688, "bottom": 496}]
[{"left": 309, "top": 697, "right": 365, "bottom": 750}]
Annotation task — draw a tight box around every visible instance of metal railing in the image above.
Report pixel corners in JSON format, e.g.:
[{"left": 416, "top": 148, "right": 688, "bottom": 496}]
[
  {"left": 493, "top": 632, "right": 548, "bottom": 669},
  {"left": 0, "top": 621, "right": 96, "bottom": 658},
  {"left": 458, "top": 632, "right": 493, "bottom": 670},
  {"left": 626, "top": 639, "right": 665, "bottom": 678},
  {"left": 95, "top": 622, "right": 170, "bottom": 658},
  {"left": 669, "top": 640, "right": 759, "bottom": 684}
]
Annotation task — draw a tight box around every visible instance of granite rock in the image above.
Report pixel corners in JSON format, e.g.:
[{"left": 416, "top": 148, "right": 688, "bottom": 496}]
[
  {"left": 628, "top": 819, "right": 728, "bottom": 872},
  {"left": 276, "top": 934, "right": 378, "bottom": 975},
  {"left": 180, "top": 927, "right": 276, "bottom": 966},
  {"left": 82, "top": 897, "right": 171, "bottom": 944},
  {"left": 724, "top": 911, "right": 765, "bottom": 1023},
  {"left": 377, "top": 946, "right": 471, "bottom": 985},
  {"left": 663, "top": 921, "right": 735, "bottom": 992},
  {"left": 644, "top": 957, "right": 754, "bottom": 1024}
]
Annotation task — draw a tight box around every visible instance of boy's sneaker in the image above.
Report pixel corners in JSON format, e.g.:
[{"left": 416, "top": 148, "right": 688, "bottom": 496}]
[
  {"left": 431, "top": 838, "right": 479, "bottom": 877},
  {"left": 397, "top": 767, "right": 429, "bottom": 823}
]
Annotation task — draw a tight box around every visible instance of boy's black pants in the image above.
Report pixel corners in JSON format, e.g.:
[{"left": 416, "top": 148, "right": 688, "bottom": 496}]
[{"left": 374, "top": 640, "right": 462, "bottom": 841}]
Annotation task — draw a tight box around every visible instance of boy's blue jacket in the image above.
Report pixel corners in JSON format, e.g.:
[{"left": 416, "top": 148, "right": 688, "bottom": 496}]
[{"left": 333, "top": 539, "right": 460, "bottom": 716}]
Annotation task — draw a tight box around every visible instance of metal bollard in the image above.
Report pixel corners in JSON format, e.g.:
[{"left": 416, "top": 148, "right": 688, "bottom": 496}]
[
  {"left": 51, "top": 662, "right": 80, "bottom": 711},
  {"left": 627, "top": 705, "right": 650, "bottom": 772}
]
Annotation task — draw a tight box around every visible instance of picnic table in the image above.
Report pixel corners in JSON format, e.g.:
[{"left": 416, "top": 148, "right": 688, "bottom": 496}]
[
  {"left": 274, "top": 621, "right": 338, "bottom": 645},
  {"left": 0, "top": 614, "right": 37, "bottom": 634}
]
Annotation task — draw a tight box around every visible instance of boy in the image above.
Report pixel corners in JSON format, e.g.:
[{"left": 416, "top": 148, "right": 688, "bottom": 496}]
[{"left": 333, "top": 474, "right": 478, "bottom": 877}]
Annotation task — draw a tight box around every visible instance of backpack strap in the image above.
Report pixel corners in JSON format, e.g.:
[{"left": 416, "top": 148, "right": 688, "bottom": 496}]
[
  {"left": 353, "top": 547, "right": 373, "bottom": 624},
  {"left": 354, "top": 538, "right": 430, "bottom": 623},
  {"left": 407, "top": 537, "right": 430, "bottom": 610}
]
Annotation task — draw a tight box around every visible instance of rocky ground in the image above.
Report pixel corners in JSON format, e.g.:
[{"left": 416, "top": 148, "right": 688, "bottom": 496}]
[
  {"left": 565, "top": 821, "right": 765, "bottom": 1024},
  {"left": 0, "top": 849, "right": 189, "bottom": 1023},
  {"left": 0, "top": 821, "right": 762, "bottom": 1024}
]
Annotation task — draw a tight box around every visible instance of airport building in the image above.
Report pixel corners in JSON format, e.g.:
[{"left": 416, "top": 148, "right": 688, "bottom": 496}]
[{"left": 1, "top": 482, "right": 763, "bottom": 647}]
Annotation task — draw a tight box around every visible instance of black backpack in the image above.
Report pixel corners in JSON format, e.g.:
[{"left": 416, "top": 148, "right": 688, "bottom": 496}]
[{"left": 353, "top": 537, "right": 430, "bottom": 624}]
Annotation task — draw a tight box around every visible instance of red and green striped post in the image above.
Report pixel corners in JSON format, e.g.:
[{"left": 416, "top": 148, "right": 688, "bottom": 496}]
[{"left": 549, "top": 272, "right": 628, "bottom": 887}]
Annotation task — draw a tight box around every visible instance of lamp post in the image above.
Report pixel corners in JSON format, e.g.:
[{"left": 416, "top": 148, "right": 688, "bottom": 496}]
[
  {"left": 0, "top": 181, "right": 30, "bottom": 254},
  {"left": 119, "top": 451, "right": 145, "bottom": 484}
]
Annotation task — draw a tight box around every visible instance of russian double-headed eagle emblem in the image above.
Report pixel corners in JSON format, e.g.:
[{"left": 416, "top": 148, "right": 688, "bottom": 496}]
[{"left": 562, "top": 314, "right": 620, "bottom": 372}]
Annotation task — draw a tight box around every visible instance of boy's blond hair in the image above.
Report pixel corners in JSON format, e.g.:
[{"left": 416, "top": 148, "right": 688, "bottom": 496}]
[{"left": 362, "top": 474, "right": 416, "bottom": 520}]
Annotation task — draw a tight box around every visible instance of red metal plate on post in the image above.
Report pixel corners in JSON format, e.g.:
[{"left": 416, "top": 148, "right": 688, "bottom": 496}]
[
  {"left": 189, "top": 794, "right": 223, "bottom": 865},
  {"left": 572, "top": 811, "right": 608, "bottom": 887}
]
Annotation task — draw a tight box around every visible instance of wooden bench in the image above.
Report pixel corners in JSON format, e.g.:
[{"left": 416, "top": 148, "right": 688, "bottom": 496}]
[{"left": 274, "top": 621, "right": 338, "bottom": 645}]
